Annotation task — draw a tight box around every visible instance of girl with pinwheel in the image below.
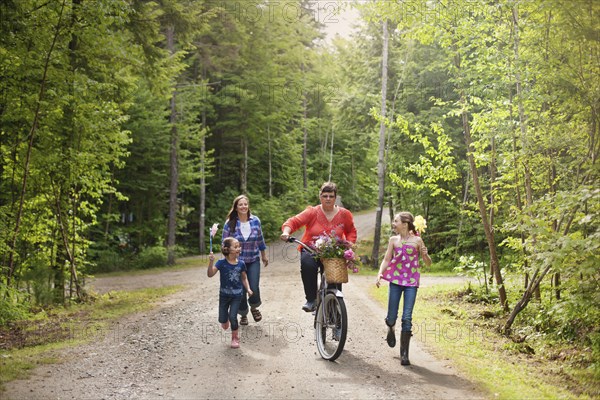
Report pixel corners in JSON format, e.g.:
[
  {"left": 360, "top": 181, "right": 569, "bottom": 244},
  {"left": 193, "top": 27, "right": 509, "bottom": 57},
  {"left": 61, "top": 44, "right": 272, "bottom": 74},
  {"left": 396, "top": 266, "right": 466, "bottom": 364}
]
[
  {"left": 207, "top": 237, "right": 252, "bottom": 349},
  {"left": 375, "top": 212, "right": 432, "bottom": 366}
]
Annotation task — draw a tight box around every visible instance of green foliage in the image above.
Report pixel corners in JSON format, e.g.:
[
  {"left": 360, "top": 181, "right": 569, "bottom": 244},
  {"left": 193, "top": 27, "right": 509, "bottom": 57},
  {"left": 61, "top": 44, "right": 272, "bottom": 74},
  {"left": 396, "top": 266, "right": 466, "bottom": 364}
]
[
  {"left": 1, "top": 4, "right": 598, "bottom": 387},
  {"left": 246, "top": 194, "right": 289, "bottom": 242},
  {"left": 456, "top": 281, "right": 499, "bottom": 305},
  {"left": 88, "top": 248, "right": 126, "bottom": 274},
  {"left": 1, "top": 0, "right": 141, "bottom": 303},
  {"left": 134, "top": 246, "right": 167, "bottom": 270},
  {"left": 20, "top": 256, "right": 56, "bottom": 307},
  {"left": 590, "top": 332, "right": 600, "bottom": 377},
  {"left": 453, "top": 255, "right": 487, "bottom": 286},
  {"left": 388, "top": 117, "right": 459, "bottom": 199},
  {"left": 0, "top": 284, "right": 31, "bottom": 325}
]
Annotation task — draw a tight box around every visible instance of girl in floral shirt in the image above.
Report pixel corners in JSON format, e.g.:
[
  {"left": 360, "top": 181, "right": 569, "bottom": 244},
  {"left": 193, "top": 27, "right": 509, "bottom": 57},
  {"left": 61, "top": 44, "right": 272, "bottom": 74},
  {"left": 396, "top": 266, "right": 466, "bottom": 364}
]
[{"left": 376, "top": 211, "right": 432, "bottom": 365}]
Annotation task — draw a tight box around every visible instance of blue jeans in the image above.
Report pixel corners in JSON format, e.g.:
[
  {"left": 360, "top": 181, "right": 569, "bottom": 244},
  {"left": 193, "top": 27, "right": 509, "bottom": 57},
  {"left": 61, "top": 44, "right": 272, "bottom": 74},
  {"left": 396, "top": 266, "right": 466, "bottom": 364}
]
[
  {"left": 386, "top": 283, "right": 418, "bottom": 332},
  {"left": 238, "top": 259, "right": 261, "bottom": 316},
  {"left": 219, "top": 294, "right": 242, "bottom": 331}
]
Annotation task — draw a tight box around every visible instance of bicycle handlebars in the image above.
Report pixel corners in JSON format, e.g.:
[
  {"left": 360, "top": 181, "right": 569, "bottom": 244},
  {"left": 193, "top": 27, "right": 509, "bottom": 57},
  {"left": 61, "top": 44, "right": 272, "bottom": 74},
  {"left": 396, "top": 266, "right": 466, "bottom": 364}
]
[{"left": 286, "top": 236, "right": 316, "bottom": 255}]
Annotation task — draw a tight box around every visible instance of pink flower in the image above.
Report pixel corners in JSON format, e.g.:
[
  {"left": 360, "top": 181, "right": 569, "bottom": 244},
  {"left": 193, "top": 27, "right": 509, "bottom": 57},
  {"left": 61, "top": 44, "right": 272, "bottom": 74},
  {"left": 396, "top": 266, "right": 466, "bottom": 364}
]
[
  {"left": 344, "top": 249, "right": 355, "bottom": 260},
  {"left": 311, "top": 232, "right": 353, "bottom": 259}
]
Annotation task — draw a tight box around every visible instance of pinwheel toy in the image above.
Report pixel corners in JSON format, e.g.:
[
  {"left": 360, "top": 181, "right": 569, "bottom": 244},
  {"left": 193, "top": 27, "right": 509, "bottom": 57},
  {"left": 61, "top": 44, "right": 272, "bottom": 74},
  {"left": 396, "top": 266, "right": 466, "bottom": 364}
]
[{"left": 209, "top": 223, "right": 219, "bottom": 252}]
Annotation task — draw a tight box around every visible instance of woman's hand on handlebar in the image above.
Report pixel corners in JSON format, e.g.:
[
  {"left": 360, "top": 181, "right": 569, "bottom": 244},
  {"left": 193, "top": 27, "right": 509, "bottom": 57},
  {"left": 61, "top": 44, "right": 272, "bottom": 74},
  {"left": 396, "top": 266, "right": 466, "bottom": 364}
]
[{"left": 280, "top": 227, "right": 292, "bottom": 242}]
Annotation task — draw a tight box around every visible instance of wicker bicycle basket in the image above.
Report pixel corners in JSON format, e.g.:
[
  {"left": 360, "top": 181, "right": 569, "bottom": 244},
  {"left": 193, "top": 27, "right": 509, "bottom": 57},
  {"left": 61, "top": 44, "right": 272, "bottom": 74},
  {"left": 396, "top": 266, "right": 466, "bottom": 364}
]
[{"left": 321, "top": 258, "right": 349, "bottom": 284}]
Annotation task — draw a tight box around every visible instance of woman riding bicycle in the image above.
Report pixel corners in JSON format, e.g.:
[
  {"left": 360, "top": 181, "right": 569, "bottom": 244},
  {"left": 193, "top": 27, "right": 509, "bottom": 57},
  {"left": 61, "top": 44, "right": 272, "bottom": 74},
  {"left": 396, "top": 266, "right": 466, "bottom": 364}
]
[{"left": 280, "top": 182, "right": 357, "bottom": 312}]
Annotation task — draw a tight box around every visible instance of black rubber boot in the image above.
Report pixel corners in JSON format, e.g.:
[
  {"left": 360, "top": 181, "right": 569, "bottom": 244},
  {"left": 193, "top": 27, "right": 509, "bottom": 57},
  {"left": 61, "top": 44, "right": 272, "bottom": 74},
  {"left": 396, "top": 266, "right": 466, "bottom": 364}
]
[
  {"left": 400, "top": 331, "right": 412, "bottom": 365},
  {"left": 385, "top": 319, "right": 396, "bottom": 348}
]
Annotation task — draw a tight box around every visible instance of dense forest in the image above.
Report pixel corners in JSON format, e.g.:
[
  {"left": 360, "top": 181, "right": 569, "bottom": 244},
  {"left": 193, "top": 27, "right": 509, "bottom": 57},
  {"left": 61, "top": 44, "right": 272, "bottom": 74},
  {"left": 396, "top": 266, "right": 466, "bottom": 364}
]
[{"left": 1, "top": 0, "right": 598, "bottom": 372}]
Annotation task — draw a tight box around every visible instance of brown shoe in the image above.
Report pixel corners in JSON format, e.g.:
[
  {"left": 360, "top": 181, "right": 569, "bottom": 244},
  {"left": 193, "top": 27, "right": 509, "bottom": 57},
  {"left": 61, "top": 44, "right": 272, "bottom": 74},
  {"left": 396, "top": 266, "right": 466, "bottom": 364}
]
[
  {"left": 240, "top": 316, "right": 248, "bottom": 326},
  {"left": 251, "top": 308, "right": 262, "bottom": 322}
]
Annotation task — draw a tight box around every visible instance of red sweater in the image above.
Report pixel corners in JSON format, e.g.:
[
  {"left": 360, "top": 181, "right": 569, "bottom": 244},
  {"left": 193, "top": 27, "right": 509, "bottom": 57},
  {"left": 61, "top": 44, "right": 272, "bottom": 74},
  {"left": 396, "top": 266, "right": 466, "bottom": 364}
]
[{"left": 282, "top": 205, "right": 357, "bottom": 248}]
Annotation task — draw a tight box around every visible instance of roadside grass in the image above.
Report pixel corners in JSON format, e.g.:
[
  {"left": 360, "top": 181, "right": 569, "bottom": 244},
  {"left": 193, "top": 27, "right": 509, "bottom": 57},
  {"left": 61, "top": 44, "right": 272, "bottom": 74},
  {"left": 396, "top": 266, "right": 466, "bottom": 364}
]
[
  {"left": 370, "top": 282, "right": 595, "bottom": 399},
  {"left": 0, "top": 285, "right": 183, "bottom": 392},
  {"left": 88, "top": 255, "right": 206, "bottom": 279}
]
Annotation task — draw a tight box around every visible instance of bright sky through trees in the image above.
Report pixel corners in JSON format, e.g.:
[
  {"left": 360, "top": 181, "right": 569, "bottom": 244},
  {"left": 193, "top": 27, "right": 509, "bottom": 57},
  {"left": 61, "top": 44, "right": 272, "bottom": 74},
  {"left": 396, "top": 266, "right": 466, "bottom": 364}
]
[{"left": 319, "top": 1, "right": 360, "bottom": 41}]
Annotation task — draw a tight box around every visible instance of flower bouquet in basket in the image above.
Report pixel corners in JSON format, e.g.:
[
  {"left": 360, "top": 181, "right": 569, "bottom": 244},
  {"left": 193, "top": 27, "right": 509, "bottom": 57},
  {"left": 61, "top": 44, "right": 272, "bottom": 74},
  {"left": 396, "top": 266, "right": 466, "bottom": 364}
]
[{"left": 311, "top": 232, "right": 358, "bottom": 283}]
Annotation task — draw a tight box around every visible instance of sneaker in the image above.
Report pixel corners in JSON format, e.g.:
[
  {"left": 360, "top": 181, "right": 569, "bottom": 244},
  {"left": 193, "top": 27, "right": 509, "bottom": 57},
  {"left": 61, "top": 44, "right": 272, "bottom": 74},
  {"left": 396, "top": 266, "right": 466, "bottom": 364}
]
[
  {"left": 302, "top": 300, "right": 316, "bottom": 312},
  {"left": 240, "top": 316, "right": 248, "bottom": 325}
]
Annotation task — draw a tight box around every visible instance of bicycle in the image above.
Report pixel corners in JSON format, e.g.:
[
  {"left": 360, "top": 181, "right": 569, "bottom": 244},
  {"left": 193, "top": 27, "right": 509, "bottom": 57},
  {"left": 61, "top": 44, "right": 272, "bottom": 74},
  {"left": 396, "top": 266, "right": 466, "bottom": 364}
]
[{"left": 287, "top": 237, "right": 348, "bottom": 361}]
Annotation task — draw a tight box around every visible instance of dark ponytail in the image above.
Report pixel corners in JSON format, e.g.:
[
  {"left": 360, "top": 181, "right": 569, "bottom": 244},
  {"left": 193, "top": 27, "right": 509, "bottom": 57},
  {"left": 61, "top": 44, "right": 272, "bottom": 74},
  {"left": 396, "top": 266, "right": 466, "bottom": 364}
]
[{"left": 222, "top": 237, "right": 237, "bottom": 256}]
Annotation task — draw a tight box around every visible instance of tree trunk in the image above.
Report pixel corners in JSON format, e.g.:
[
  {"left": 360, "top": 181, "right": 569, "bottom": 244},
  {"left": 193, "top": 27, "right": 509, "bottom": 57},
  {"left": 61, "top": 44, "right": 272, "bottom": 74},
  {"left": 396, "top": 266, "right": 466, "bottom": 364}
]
[
  {"left": 503, "top": 264, "right": 552, "bottom": 333},
  {"left": 199, "top": 106, "right": 207, "bottom": 253},
  {"left": 322, "top": 125, "right": 329, "bottom": 172},
  {"left": 461, "top": 111, "right": 508, "bottom": 311},
  {"left": 371, "top": 19, "right": 389, "bottom": 268},
  {"left": 328, "top": 127, "right": 334, "bottom": 182},
  {"left": 166, "top": 25, "right": 178, "bottom": 266},
  {"left": 550, "top": 165, "right": 560, "bottom": 300},
  {"left": 385, "top": 80, "right": 403, "bottom": 227},
  {"left": 510, "top": 100, "right": 531, "bottom": 291},
  {"left": 352, "top": 153, "right": 356, "bottom": 195},
  {"left": 240, "top": 136, "right": 248, "bottom": 193},
  {"left": 105, "top": 193, "right": 113, "bottom": 237},
  {"left": 53, "top": 191, "right": 81, "bottom": 299},
  {"left": 388, "top": 193, "right": 394, "bottom": 226},
  {"left": 302, "top": 95, "right": 308, "bottom": 190},
  {"left": 452, "top": 36, "right": 509, "bottom": 310},
  {"left": 268, "top": 125, "right": 272, "bottom": 198},
  {"left": 512, "top": 6, "right": 539, "bottom": 301},
  {"left": 455, "top": 170, "right": 469, "bottom": 261},
  {"left": 66, "top": 0, "right": 83, "bottom": 301},
  {"left": 489, "top": 136, "right": 496, "bottom": 230}
]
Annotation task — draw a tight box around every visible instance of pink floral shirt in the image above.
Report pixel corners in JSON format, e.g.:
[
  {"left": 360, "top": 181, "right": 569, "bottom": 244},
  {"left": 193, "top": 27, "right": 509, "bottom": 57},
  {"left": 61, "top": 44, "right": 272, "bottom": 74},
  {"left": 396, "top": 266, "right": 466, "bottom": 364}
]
[{"left": 381, "top": 244, "right": 421, "bottom": 287}]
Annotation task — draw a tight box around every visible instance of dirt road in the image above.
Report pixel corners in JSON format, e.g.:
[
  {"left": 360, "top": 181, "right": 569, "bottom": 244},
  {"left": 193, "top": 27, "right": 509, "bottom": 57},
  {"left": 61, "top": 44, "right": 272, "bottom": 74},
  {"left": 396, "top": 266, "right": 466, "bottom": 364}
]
[{"left": 5, "top": 211, "right": 485, "bottom": 399}]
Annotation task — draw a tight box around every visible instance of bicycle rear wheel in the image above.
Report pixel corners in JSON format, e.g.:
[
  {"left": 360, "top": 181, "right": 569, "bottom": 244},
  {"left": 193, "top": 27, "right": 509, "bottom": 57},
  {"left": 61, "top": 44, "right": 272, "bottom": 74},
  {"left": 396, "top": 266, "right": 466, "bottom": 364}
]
[{"left": 315, "top": 293, "right": 347, "bottom": 361}]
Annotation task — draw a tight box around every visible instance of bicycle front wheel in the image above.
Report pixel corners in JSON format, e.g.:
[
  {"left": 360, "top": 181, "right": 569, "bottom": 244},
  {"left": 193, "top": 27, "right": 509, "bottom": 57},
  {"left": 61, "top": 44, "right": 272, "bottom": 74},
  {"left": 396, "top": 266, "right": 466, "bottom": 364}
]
[{"left": 315, "top": 293, "right": 347, "bottom": 361}]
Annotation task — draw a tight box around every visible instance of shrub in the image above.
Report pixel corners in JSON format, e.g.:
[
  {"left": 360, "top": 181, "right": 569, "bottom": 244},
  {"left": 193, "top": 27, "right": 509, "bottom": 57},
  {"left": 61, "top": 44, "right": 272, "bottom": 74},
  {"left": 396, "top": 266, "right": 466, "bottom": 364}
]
[
  {"left": 88, "top": 248, "right": 126, "bottom": 273},
  {"left": 0, "top": 284, "right": 31, "bottom": 324},
  {"left": 134, "top": 246, "right": 167, "bottom": 269}
]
